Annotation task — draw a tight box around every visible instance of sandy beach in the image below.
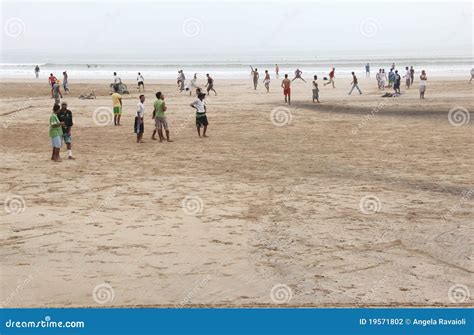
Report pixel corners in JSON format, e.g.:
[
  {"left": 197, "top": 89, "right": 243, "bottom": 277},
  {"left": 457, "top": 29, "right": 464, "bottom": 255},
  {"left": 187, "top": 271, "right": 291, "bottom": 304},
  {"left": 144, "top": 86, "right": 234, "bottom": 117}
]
[{"left": 0, "top": 76, "right": 472, "bottom": 308}]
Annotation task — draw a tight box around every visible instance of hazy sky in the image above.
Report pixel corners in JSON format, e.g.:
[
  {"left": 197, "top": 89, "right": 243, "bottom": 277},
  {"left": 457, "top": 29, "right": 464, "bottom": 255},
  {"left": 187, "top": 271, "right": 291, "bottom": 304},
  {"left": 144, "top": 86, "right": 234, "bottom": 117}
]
[{"left": 1, "top": 0, "right": 472, "bottom": 61}]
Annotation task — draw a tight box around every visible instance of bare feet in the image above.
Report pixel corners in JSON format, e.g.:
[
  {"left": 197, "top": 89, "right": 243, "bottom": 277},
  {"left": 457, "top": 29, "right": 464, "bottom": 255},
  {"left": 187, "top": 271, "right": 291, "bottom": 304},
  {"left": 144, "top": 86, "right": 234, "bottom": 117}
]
[{"left": 68, "top": 156, "right": 75, "bottom": 160}]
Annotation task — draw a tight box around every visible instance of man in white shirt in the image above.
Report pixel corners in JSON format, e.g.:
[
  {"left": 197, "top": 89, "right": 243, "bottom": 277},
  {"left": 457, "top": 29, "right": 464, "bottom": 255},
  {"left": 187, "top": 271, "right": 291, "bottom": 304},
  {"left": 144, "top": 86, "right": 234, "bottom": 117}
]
[
  {"left": 137, "top": 72, "right": 145, "bottom": 92},
  {"left": 135, "top": 95, "right": 145, "bottom": 143},
  {"left": 403, "top": 67, "right": 411, "bottom": 89}
]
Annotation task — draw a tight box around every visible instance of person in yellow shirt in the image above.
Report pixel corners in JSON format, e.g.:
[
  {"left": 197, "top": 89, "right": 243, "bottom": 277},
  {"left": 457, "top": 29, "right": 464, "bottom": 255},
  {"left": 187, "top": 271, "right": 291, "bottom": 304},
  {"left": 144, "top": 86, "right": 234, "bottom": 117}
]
[{"left": 111, "top": 85, "right": 122, "bottom": 126}]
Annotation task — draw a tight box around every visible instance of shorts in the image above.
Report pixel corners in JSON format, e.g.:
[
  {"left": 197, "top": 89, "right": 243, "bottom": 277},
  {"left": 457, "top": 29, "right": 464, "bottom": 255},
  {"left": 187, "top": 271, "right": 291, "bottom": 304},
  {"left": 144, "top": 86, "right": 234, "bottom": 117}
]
[
  {"left": 138, "top": 81, "right": 144, "bottom": 86},
  {"left": 51, "top": 136, "right": 62, "bottom": 148},
  {"left": 406, "top": 79, "right": 410, "bottom": 86},
  {"left": 155, "top": 116, "right": 168, "bottom": 130},
  {"left": 419, "top": 85, "right": 426, "bottom": 93},
  {"left": 207, "top": 84, "right": 214, "bottom": 91},
  {"left": 196, "top": 114, "right": 208, "bottom": 128},
  {"left": 312, "top": 89, "right": 319, "bottom": 99},
  {"left": 63, "top": 132, "right": 72, "bottom": 144},
  {"left": 283, "top": 87, "right": 291, "bottom": 96},
  {"left": 134, "top": 117, "right": 144, "bottom": 134},
  {"left": 113, "top": 106, "right": 122, "bottom": 115}
]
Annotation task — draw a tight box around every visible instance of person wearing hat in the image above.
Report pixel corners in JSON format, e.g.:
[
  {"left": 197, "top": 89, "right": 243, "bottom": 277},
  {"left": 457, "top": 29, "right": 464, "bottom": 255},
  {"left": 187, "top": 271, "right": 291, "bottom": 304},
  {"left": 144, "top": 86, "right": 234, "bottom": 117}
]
[{"left": 58, "top": 101, "right": 74, "bottom": 159}]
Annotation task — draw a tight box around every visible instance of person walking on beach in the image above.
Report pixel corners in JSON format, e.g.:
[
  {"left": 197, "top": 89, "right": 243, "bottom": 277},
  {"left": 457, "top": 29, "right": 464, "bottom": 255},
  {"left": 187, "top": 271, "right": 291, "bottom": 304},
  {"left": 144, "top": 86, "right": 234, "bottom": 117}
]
[
  {"left": 324, "top": 68, "right": 335, "bottom": 88},
  {"left": 49, "top": 104, "right": 63, "bottom": 162},
  {"left": 348, "top": 72, "right": 362, "bottom": 95},
  {"left": 135, "top": 95, "right": 145, "bottom": 143},
  {"left": 403, "top": 67, "right": 411, "bottom": 88},
  {"left": 48, "top": 73, "right": 57, "bottom": 98},
  {"left": 281, "top": 74, "right": 291, "bottom": 105},
  {"left": 292, "top": 69, "right": 306, "bottom": 82},
  {"left": 206, "top": 73, "right": 217, "bottom": 96},
  {"left": 275, "top": 64, "right": 279, "bottom": 77},
  {"left": 410, "top": 66, "right": 415, "bottom": 85},
  {"left": 393, "top": 70, "right": 401, "bottom": 94},
  {"left": 419, "top": 70, "right": 427, "bottom": 99},
  {"left": 190, "top": 93, "right": 209, "bottom": 138},
  {"left": 62, "top": 71, "right": 69, "bottom": 93},
  {"left": 153, "top": 92, "right": 172, "bottom": 142},
  {"left": 365, "top": 63, "right": 370, "bottom": 77},
  {"left": 312, "top": 75, "right": 320, "bottom": 103},
  {"left": 263, "top": 70, "right": 271, "bottom": 92},
  {"left": 58, "top": 102, "right": 74, "bottom": 159},
  {"left": 112, "top": 85, "right": 122, "bottom": 126},
  {"left": 470, "top": 68, "right": 474, "bottom": 83},
  {"left": 137, "top": 72, "right": 145, "bottom": 92},
  {"left": 52, "top": 80, "right": 63, "bottom": 104},
  {"left": 251, "top": 66, "right": 259, "bottom": 90},
  {"left": 35, "top": 65, "right": 40, "bottom": 79}
]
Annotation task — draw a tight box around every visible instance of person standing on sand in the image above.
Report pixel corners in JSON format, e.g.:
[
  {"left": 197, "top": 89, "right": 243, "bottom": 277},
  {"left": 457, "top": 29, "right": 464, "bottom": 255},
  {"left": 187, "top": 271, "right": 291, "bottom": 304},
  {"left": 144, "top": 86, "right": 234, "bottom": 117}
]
[
  {"left": 469, "top": 68, "right": 474, "bottom": 83},
  {"left": 153, "top": 92, "right": 172, "bottom": 142},
  {"left": 292, "top": 69, "right": 306, "bottom": 82},
  {"left": 365, "top": 63, "right": 370, "bottom": 77},
  {"left": 324, "top": 68, "right": 335, "bottom": 88},
  {"left": 190, "top": 93, "right": 209, "bottom": 138},
  {"left": 113, "top": 72, "right": 121, "bottom": 84},
  {"left": 348, "top": 72, "right": 362, "bottom": 95},
  {"left": 410, "top": 66, "right": 415, "bottom": 85},
  {"left": 419, "top": 70, "right": 427, "bottom": 99},
  {"left": 205, "top": 73, "right": 217, "bottom": 96},
  {"left": 251, "top": 66, "right": 259, "bottom": 90},
  {"left": 275, "top": 64, "right": 279, "bottom": 77},
  {"left": 137, "top": 72, "right": 145, "bottom": 92},
  {"left": 135, "top": 95, "right": 145, "bottom": 143},
  {"left": 52, "top": 80, "right": 63, "bottom": 104},
  {"left": 391, "top": 62, "right": 395, "bottom": 71},
  {"left": 48, "top": 73, "right": 57, "bottom": 98},
  {"left": 112, "top": 85, "right": 122, "bottom": 126},
  {"left": 388, "top": 69, "right": 395, "bottom": 88},
  {"left": 58, "top": 102, "right": 74, "bottom": 159},
  {"left": 263, "top": 70, "right": 271, "bottom": 92},
  {"left": 312, "top": 75, "right": 320, "bottom": 103},
  {"left": 49, "top": 104, "right": 63, "bottom": 162},
  {"left": 35, "top": 65, "right": 40, "bottom": 79},
  {"left": 62, "top": 71, "right": 69, "bottom": 93},
  {"left": 393, "top": 70, "right": 401, "bottom": 94},
  {"left": 376, "top": 69, "right": 382, "bottom": 90},
  {"left": 281, "top": 74, "right": 291, "bottom": 105},
  {"left": 403, "top": 66, "right": 411, "bottom": 89},
  {"left": 178, "top": 70, "right": 186, "bottom": 92}
]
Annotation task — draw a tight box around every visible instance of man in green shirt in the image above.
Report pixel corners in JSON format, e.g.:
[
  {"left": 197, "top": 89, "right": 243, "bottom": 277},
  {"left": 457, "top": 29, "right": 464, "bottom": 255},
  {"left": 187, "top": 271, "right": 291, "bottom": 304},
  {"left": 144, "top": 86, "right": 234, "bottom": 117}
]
[
  {"left": 152, "top": 91, "right": 172, "bottom": 142},
  {"left": 49, "top": 104, "right": 64, "bottom": 162}
]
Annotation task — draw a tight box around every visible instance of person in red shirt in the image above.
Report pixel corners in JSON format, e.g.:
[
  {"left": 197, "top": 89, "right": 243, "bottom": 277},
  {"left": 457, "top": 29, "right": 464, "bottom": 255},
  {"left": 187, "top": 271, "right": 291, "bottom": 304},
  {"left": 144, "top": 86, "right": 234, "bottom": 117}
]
[
  {"left": 48, "top": 73, "right": 57, "bottom": 98},
  {"left": 324, "top": 68, "right": 335, "bottom": 88}
]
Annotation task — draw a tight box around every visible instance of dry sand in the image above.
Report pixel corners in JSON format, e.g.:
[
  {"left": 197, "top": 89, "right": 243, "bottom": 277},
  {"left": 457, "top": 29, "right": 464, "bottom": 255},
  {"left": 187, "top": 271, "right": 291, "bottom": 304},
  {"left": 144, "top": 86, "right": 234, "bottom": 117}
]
[{"left": 0, "top": 76, "right": 473, "bottom": 307}]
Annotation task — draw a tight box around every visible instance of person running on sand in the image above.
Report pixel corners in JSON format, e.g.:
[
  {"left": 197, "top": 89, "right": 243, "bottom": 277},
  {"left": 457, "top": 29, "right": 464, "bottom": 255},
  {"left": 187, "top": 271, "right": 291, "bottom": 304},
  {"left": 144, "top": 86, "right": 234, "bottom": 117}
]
[
  {"left": 470, "top": 68, "right": 474, "bottom": 84},
  {"left": 35, "top": 65, "right": 40, "bottom": 79},
  {"left": 393, "top": 70, "right": 401, "bottom": 94},
  {"left": 403, "top": 67, "right": 411, "bottom": 88},
  {"left": 190, "top": 93, "right": 209, "bottom": 138},
  {"left": 49, "top": 104, "right": 63, "bottom": 162},
  {"left": 312, "top": 75, "right": 320, "bottom": 103},
  {"left": 281, "top": 74, "right": 291, "bottom": 105},
  {"left": 324, "top": 68, "right": 335, "bottom": 88},
  {"left": 152, "top": 92, "right": 172, "bottom": 142},
  {"left": 348, "top": 72, "right": 362, "bottom": 95},
  {"left": 251, "top": 66, "right": 259, "bottom": 90},
  {"left": 48, "top": 73, "right": 57, "bottom": 98},
  {"left": 58, "top": 102, "right": 74, "bottom": 159},
  {"left": 111, "top": 85, "right": 122, "bottom": 126},
  {"left": 135, "top": 95, "right": 145, "bottom": 143},
  {"left": 275, "top": 64, "right": 279, "bottom": 77},
  {"left": 137, "top": 72, "right": 145, "bottom": 92},
  {"left": 292, "top": 69, "right": 306, "bottom": 82},
  {"left": 263, "top": 70, "right": 271, "bottom": 93},
  {"left": 419, "top": 70, "right": 427, "bottom": 99},
  {"left": 205, "top": 73, "right": 217, "bottom": 96}
]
